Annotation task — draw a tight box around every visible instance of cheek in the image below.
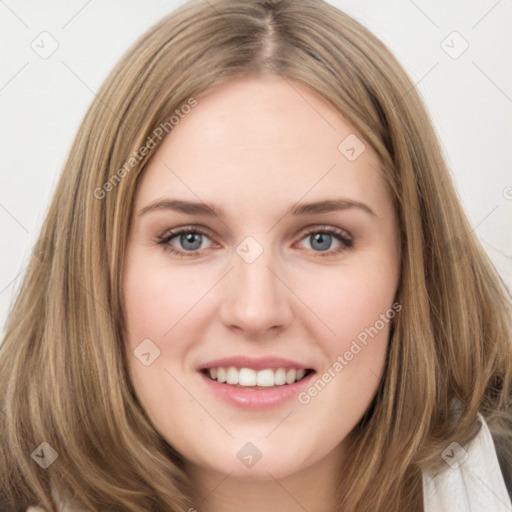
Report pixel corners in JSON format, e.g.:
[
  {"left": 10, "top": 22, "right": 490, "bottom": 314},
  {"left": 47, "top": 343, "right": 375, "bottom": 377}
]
[
  {"left": 298, "top": 261, "right": 398, "bottom": 346},
  {"left": 123, "top": 255, "right": 207, "bottom": 343},
  {"left": 122, "top": 254, "right": 194, "bottom": 396},
  {"left": 292, "top": 253, "right": 398, "bottom": 413},
  {"left": 294, "top": 268, "right": 395, "bottom": 433},
  {"left": 122, "top": 256, "right": 201, "bottom": 428}
]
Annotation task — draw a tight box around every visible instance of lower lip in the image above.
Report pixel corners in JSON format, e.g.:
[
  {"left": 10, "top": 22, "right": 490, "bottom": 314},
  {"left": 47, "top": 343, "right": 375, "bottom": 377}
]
[{"left": 198, "top": 370, "right": 315, "bottom": 410}]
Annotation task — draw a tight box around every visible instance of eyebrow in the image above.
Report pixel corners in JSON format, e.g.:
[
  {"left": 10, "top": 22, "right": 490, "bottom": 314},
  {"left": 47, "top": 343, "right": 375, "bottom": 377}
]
[{"left": 138, "top": 198, "right": 376, "bottom": 219}]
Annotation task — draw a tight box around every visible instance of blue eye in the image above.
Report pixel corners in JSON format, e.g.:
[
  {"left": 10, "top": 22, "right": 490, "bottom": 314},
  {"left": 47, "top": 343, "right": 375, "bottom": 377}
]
[
  {"left": 309, "top": 232, "right": 337, "bottom": 251},
  {"left": 158, "top": 228, "right": 213, "bottom": 258},
  {"left": 297, "top": 228, "right": 353, "bottom": 256},
  {"left": 157, "top": 226, "right": 352, "bottom": 259},
  {"left": 175, "top": 232, "right": 204, "bottom": 251}
]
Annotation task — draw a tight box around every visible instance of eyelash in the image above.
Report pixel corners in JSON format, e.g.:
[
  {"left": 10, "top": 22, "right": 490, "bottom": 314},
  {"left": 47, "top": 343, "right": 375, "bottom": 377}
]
[{"left": 156, "top": 225, "right": 353, "bottom": 259}]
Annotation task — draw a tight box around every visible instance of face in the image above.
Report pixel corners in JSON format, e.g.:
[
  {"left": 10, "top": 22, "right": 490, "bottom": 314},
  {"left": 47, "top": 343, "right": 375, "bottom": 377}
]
[{"left": 123, "top": 74, "right": 400, "bottom": 482}]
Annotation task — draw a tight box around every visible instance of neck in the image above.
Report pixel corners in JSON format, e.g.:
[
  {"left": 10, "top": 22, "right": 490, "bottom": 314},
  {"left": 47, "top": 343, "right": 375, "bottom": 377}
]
[{"left": 186, "top": 443, "right": 345, "bottom": 512}]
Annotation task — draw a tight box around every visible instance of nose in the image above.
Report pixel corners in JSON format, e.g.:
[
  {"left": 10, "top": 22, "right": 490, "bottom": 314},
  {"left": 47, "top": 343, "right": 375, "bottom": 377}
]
[{"left": 219, "top": 243, "right": 293, "bottom": 338}]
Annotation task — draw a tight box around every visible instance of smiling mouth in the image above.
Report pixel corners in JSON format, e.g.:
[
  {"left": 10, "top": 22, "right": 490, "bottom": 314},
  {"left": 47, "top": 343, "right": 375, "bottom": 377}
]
[{"left": 200, "top": 367, "right": 316, "bottom": 389}]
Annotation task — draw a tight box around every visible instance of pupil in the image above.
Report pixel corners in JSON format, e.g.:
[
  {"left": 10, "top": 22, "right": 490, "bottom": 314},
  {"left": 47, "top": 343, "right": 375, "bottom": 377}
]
[
  {"left": 181, "top": 233, "right": 202, "bottom": 251},
  {"left": 311, "top": 233, "right": 331, "bottom": 251}
]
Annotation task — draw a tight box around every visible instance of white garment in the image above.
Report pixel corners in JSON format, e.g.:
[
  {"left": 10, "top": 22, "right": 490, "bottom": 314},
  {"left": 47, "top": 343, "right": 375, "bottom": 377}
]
[{"left": 423, "top": 413, "right": 512, "bottom": 511}]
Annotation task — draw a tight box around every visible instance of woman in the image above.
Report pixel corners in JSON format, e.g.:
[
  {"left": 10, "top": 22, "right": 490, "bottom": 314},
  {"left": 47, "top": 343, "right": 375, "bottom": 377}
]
[{"left": 1, "top": 0, "right": 511, "bottom": 510}]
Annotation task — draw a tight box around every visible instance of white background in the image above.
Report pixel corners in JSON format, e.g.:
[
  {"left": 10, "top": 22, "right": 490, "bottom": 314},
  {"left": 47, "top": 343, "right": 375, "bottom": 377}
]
[{"left": 1, "top": 0, "right": 511, "bottom": 335}]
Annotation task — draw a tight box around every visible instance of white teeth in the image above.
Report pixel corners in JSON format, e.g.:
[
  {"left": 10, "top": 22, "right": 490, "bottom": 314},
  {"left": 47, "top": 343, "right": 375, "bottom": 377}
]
[
  {"left": 286, "top": 369, "right": 296, "bottom": 384},
  {"left": 205, "top": 366, "right": 310, "bottom": 386},
  {"left": 217, "top": 367, "right": 227, "bottom": 383},
  {"left": 226, "top": 366, "right": 239, "bottom": 385},
  {"left": 274, "top": 368, "right": 287, "bottom": 385},
  {"left": 256, "top": 369, "right": 275, "bottom": 387},
  {"left": 239, "top": 368, "right": 257, "bottom": 386}
]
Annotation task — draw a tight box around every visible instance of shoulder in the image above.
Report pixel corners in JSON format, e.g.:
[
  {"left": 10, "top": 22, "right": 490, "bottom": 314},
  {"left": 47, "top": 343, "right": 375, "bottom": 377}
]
[{"left": 423, "top": 413, "right": 512, "bottom": 511}]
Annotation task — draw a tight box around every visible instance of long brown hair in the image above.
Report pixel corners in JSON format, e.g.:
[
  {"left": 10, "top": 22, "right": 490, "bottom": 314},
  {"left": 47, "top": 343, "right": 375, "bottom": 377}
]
[{"left": 1, "top": 0, "right": 511, "bottom": 510}]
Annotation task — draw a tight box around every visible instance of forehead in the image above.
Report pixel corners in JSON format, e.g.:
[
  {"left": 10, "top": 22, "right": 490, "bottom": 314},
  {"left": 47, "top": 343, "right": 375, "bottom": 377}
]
[{"left": 135, "top": 75, "right": 391, "bottom": 218}]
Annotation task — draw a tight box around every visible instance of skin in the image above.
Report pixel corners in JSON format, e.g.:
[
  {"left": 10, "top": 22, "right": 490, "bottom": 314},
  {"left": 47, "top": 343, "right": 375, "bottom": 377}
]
[{"left": 123, "top": 74, "right": 400, "bottom": 512}]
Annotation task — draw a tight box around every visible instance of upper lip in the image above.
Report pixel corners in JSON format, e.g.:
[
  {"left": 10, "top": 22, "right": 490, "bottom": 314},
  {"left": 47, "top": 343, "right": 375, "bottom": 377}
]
[{"left": 197, "top": 356, "right": 314, "bottom": 372}]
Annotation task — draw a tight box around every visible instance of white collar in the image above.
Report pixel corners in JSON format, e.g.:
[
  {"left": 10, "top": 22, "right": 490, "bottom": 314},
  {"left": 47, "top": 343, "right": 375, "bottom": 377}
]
[{"left": 423, "top": 413, "right": 512, "bottom": 511}]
